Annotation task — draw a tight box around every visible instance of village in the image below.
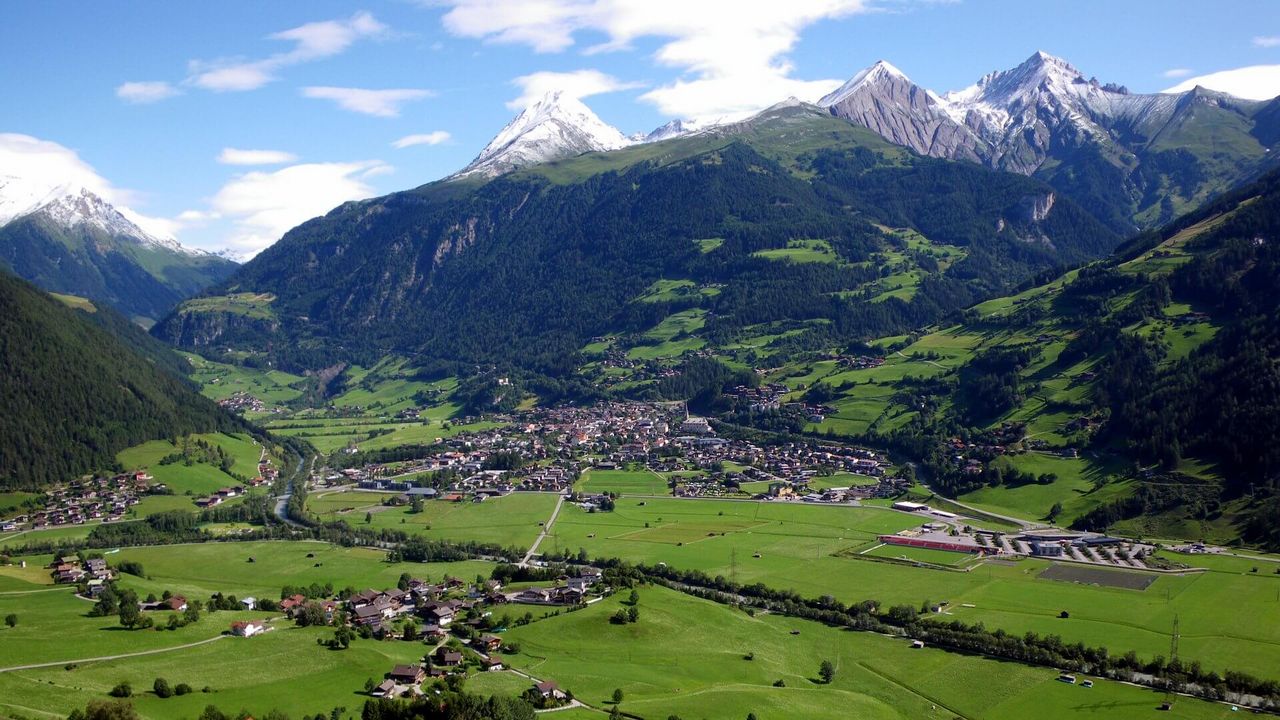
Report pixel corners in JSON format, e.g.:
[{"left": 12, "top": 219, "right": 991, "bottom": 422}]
[
  {"left": 146, "top": 563, "right": 603, "bottom": 706},
  {"left": 3, "top": 472, "right": 152, "bottom": 530},
  {"left": 310, "top": 401, "right": 911, "bottom": 507},
  {"left": 1, "top": 449, "right": 282, "bottom": 533}
]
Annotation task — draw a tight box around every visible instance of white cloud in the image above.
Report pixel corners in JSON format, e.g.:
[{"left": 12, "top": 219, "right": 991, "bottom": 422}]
[
  {"left": 188, "top": 11, "right": 387, "bottom": 92},
  {"left": 116, "top": 81, "right": 180, "bottom": 104},
  {"left": 507, "top": 69, "right": 642, "bottom": 109},
  {"left": 177, "top": 209, "right": 222, "bottom": 223},
  {"left": 302, "top": 86, "right": 434, "bottom": 117},
  {"left": 0, "top": 133, "right": 195, "bottom": 243},
  {"left": 393, "top": 131, "right": 453, "bottom": 148},
  {"left": 0, "top": 133, "right": 121, "bottom": 205},
  {"left": 1161, "top": 68, "right": 1193, "bottom": 79},
  {"left": 210, "top": 161, "right": 389, "bottom": 255},
  {"left": 217, "top": 148, "right": 299, "bottom": 165},
  {"left": 437, "top": 0, "right": 872, "bottom": 118},
  {"left": 1254, "top": 36, "right": 1280, "bottom": 48},
  {"left": 1163, "top": 64, "right": 1280, "bottom": 100}
]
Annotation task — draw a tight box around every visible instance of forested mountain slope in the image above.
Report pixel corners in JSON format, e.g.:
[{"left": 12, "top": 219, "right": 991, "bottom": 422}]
[
  {"left": 821, "top": 167, "right": 1280, "bottom": 546},
  {"left": 0, "top": 269, "right": 243, "bottom": 490},
  {"left": 155, "top": 103, "right": 1118, "bottom": 380},
  {"left": 0, "top": 188, "right": 237, "bottom": 323}
]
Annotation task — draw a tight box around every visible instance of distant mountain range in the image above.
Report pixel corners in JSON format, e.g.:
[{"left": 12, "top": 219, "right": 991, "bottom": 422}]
[
  {"left": 458, "top": 51, "right": 1280, "bottom": 233},
  {"left": 0, "top": 176, "right": 237, "bottom": 323},
  {"left": 818, "top": 51, "right": 1280, "bottom": 231},
  {"left": 156, "top": 101, "right": 1117, "bottom": 374}
]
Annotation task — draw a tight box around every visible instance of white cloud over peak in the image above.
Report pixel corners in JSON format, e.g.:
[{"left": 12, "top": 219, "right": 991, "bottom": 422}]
[
  {"left": 0, "top": 133, "right": 206, "bottom": 246},
  {"left": 0, "top": 133, "right": 121, "bottom": 205},
  {"left": 1164, "top": 64, "right": 1280, "bottom": 101},
  {"left": 116, "top": 81, "right": 181, "bottom": 104},
  {"left": 393, "top": 131, "right": 453, "bottom": 148},
  {"left": 210, "top": 160, "right": 389, "bottom": 255},
  {"left": 1161, "top": 68, "right": 1193, "bottom": 79},
  {"left": 437, "top": 0, "right": 871, "bottom": 118},
  {"left": 1253, "top": 36, "right": 1280, "bottom": 48},
  {"left": 188, "top": 11, "right": 387, "bottom": 92},
  {"left": 302, "top": 86, "right": 434, "bottom": 117},
  {"left": 217, "top": 148, "right": 299, "bottom": 165},
  {"left": 507, "top": 69, "right": 642, "bottom": 109}
]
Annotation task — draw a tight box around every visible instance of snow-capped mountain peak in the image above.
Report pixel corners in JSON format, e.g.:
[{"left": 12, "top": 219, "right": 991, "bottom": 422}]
[
  {"left": 0, "top": 175, "right": 203, "bottom": 256},
  {"left": 456, "top": 91, "right": 633, "bottom": 178},
  {"left": 818, "top": 60, "right": 909, "bottom": 107},
  {"left": 947, "top": 50, "right": 1087, "bottom": 110}
]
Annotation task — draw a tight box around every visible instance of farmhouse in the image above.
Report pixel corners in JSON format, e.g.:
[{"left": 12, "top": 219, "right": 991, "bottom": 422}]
[
  {"left": 371, "top": 679, "right": 397, "bottom": 698},
  {"left": 433, "top": 647, "right": 463, "bottom": 666},
  {"left": 231, "top": 620, "right": 266, "bottom": 637},
  {"left": 534, "top": 681, "right": 566, "bottom": 700},
  {"left": 353, "top": 605, "right": 384, "bottom": 628},
  {"left": 387, "top": 664, "right": 426, "bottom": 685}
]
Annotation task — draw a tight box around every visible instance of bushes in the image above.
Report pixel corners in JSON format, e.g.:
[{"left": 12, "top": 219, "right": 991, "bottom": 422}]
[{"left": 108, "top": 681, "right": 132, "bottom": 698}]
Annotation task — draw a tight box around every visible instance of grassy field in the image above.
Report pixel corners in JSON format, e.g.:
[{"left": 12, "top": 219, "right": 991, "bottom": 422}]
[
  {"left": 116, "top": 433, "right": 268, "bottom": 499},
  {"left": 0, "top": 524, "right": 97, "bottom": 551},
  {"left": 306, "top": 490, "right": 560, "bottom": 550},
  {"left": 49, "top": 292, "right": 97, "bottom": 312},
  {"left": 577, "top": 468, "right": 670, "bottom": 495},
  {"left": 539, "top": 498, "right": 1280, "bottom": 681},
  {"left": 182, "top": 352, "right": 308, "bottom": 406},
  {"left": 0, "top": 622, "right": 427, "bottom": 720},
  {"left": 497, "top": 585, "right": 1236, "bottom": 720},
  {"left": 0, "top": 491, "right": 38, "bottom": 518},
  {"left": 960, "top": 453, "right": 1134, "bottom": 523},
  {"left": 327, "top": 359, "right": 458, "bottom": 415},
  {"left": 178, "top": 292, "right": 277, "bottom": 320},
  {"left": 0, "top": 541, "right": 496, "bottom": 720},
  {"left": 752, "top": 238, "right": 841, "bottom": 264}
]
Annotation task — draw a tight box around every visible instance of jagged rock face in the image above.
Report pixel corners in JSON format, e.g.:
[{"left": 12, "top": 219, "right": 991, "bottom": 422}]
[
  {"left": 821, "top": 62, "right": 985, "bottom": 164},
  {"left": 821, "top": 51, "right": 1279, "bottom": 229}
]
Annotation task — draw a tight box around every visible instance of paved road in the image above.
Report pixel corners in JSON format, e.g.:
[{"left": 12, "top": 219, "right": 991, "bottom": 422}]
[
  {"left": 521, "top": 493, "right": 567, "bottom": 567},
  {"left": 0, "top": 635, "right": 227, "bottom": 674}
]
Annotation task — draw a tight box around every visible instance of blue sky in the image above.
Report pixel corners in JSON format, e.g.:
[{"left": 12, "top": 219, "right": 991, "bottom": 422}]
[{"left": 3, "top": 0, "right": 1279, "bottom": 256}]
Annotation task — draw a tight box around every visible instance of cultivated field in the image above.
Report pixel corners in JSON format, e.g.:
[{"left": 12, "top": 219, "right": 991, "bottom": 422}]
[
  {"left": 498, "top": 585, "right": 1237, "bottom": 720},
  {"left": 577, "top": 468, "right": 670, "bottom": 495},
  {"left": 306, "top": 489, "right": 560, "bottom": 550},
  {"left": 541, "top": 499, "right": 1280, "bottom": 681}
]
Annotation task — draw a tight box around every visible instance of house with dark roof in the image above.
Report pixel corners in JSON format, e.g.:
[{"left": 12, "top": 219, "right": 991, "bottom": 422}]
[{"left": 388, "top": 664, "right": 425, "bottom": 685}]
